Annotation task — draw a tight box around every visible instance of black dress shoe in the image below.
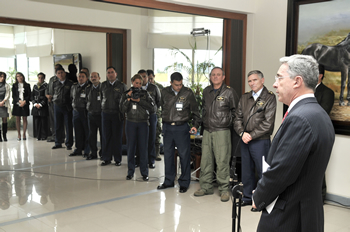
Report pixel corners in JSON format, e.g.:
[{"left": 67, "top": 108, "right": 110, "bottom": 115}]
[
  {"left": 69, "top": 152, "right": 81, "bottom": 157},
  {"left": 83, "top": 153, "right": 88, "bottom": 158},
  {"left": 236, "top": 201, "right": 252, "bottom": 207},
  {"left": 23, "top": 138, "right": 26, "bottom": 140},
  {"left": 115, "top": 162, "right": 121, "bottom": 166},
  {"left": 17, "top": 138, "right": 21, "bottom": 141},
  {"left": 37, "top": 138, "right": 41, "bottom": 141},
  {"left": 149, "top": 163, "right": 155, "bottom": 169},
  {"left": 41, "top": 137, "right": 47, "bottom": 141},
  {"left": 101, "top": 161, "right": 111, "bottom": 166},
  {"left": 52, "top": 145, "right": 63, "bottom": 149},
  {"left": 126, "top": 175, "right": 133, "bottom": 180},
  {"left": 86, "top": 155, "right": 97, "bottom": 160},
  {"left": 143, "top": 176, "right": 149, "bottom": 181},
  {"left": 251, "top": 207, "right": 259, "bottom": 212},
  {"left": 66, "top": 147, "right": 72, "bottom": 150},
  {"left": 179, "top": 186, "right": 188, "bottom": 193},
  {"left": 157, "top": 183, "right": 174, "bottom": 190}
]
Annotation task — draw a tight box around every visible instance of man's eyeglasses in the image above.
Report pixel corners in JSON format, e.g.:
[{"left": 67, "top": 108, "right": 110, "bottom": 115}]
[{"left": 274, "top": 76, "right": 289, "bottom": 82}]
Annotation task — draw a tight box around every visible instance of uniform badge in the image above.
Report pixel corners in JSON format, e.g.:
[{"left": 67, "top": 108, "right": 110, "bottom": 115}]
[
  {"left": 65, "top": 86, "right": 70, "bottom": 89},
  {"left": 256, "top": 101, "right": 265, "bottom": 107},
  {"left": 114, "top": 88, "right": 119, "bottom": 92},
  {"left": 216, "top": 96, "right": 225, "bottom": 101},
  {"left": 179, "top": 97, "right": 186, "bottom": 102}
]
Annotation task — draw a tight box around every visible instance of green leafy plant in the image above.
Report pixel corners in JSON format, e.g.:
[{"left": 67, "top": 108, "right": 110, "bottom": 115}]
[{"left": 6, "top": 67, "right": 17, "bottom": 86}]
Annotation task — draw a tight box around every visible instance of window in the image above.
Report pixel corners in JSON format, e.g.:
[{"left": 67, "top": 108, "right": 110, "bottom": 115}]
[{"left": 154, "top": 48, "right": 222, "bottom": 88}]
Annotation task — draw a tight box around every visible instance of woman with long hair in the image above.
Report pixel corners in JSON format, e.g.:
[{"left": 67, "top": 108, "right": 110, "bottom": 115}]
[
  {"left": 12, "top": 72, "right": 31, "bottom": 141},
  {"left": 0, "top": 72, "right": 11, "bottom": 142}
]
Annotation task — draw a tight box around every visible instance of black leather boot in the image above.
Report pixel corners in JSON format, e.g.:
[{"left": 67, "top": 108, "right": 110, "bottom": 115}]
[{"left": 2, "top": 123, "right": 7, "bottom": 142}]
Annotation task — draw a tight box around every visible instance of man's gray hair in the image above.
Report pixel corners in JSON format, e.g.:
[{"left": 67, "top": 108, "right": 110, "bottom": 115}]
[
  {"left": 247, "top": 70, "right": 264, "bottom": 79},
  {"left": 280, "top": 54, "right": 319, "bottom": 90},
  {"left": 210, "top": 67, "right": 225, "bottom": 76}
]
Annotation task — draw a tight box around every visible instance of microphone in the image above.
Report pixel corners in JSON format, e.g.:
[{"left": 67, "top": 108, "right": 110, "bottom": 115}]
[{"left": 230, "top": 106, "right": 264, "bottom": 186}]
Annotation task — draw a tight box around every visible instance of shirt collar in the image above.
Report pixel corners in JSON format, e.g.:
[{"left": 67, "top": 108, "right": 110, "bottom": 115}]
[
  {"left": 93, "top": 83, "right": 100, "bottom": 89},
  {"left": 141, "top": 82, "right": 148, "bottom": 90},
  {"left": 252, "top": 87, "right": 263, "bottom": 99},
  {"left": 171, "top": 86, "right": 179, "bottom": 96},
  {"left": 109, "top": 79, "right": 117, "bottom": 85},
  {"left": 287, "top": 93, "right": 315, "bottom": 112}
]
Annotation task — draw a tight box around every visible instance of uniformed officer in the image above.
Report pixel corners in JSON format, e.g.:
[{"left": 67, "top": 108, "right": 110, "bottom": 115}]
[
  {"left": 51, "top": 67, "right": 74, "bottom": 150},
  {"left": 157, "top": 72, "right": 201, "bottom": 193},
  {"left": 86, "top": 72, "right": 103, "bottom": 160},
  {"left": 194, "top": 67, "right": 239, "bottom": 202},
  {"left": 233, "top": 70, "right": 276, "bottom": 210},
  {"left": 147, "top": 69, "right": 163, "bottom": 161},
  {"left": 100, "top": 66, "right": 127, "bottom": 166},
  {"left": 69, "top": 71, "right": 90, "bottom": 157},
  {"left": 45, "top": 64, "right": 62, "bottom": 142},
  {"left": 31, "top": 72, "right": 49, "bottom": 141},
  {"left": 138, "top": 69, "right": 160, "bottom": 168},
  {"left": 120, "top": 74, "right": 155, "bottom": 181}
]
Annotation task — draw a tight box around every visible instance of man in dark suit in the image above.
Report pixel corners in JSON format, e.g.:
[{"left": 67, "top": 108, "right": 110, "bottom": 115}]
[
  {"left": 252, "top": 54, "right": 335, "bottom": 232},
  {"left": 315, "top": 64, "right": 334, "bottom": 115},
  {"left": 315, "top": 64, "right": 335, "bottom": 203}
]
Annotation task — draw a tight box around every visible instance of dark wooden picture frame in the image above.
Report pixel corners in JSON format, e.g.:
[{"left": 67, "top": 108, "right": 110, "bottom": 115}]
[{"left": 286, "top": 0, "right": 350, "bottom": 135}]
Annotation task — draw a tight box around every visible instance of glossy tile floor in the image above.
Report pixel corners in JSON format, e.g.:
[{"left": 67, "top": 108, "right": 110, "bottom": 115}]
[{"left": 0, "top": 131, "right": 349, "bottom": 232}]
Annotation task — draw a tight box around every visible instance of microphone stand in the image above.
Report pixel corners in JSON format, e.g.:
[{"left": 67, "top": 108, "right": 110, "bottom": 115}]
[{"left": 231, "top": 107, "right": 263, "bottom": 232}]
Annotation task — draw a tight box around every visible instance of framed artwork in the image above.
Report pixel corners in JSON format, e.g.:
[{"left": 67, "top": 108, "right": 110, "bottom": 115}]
[{"left": 286, "top": 0, "right": 350, "bottom": 135}]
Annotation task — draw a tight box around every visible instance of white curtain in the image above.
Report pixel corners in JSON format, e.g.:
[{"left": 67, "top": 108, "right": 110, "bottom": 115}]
[
  {"left": 0, "top": 25, "right": 15, "bottom": 57},
  {"left": 14, "top": 26, "right": 26, "bottom": 55},
  {"left": 25, "top": 26, "right": 52, "bottom": 57}
]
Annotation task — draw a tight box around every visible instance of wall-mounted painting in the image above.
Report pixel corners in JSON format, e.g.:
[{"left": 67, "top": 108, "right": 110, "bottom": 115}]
[{"left": 292, "top": 0, "right": 350, "bottom": 135}]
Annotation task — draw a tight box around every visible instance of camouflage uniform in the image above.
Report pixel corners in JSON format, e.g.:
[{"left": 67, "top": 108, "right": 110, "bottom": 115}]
[{"left": 154, "top": 82, "right": 163, "bottom": 160}]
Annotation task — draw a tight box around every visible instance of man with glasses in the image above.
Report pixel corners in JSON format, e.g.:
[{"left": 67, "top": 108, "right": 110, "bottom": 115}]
[
  {"left": 252, "top": 55, "right": 335, "bottom": 232},
  {"left": 234, "top": 70, "right": 276, "bottom": 211}
]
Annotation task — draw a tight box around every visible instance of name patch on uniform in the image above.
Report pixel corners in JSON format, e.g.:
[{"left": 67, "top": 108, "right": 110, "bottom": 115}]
[
  {"left": 132, "top": 104, "right": 137, "bottom": 110},
  {"left": 217, "top": 96, "right": 225, "bottom": 101},
  {"left": 97, "top": 96, "right": 101, "bottom": 101},
  {"left": 80, "top": 93, "right": 86, "bottom": 98}
]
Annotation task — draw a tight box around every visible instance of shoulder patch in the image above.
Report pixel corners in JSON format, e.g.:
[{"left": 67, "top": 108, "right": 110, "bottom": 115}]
[
  {"left": 226, "top": 86, "right": 231, "bottom": 88},
  {"left": 269, "top": 91, "right": 274, "bottom": 94},
  {"left": 244, "top": 91, "right": 250, "bottom": 94}
]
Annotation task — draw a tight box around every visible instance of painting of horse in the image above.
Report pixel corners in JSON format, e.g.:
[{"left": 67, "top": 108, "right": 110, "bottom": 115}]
[{"left": 302, "top": 33, "right": 350, "bottom": 106}]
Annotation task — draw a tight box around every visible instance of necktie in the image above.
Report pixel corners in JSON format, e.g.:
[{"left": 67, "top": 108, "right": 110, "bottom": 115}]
[{"left": 282, "top": 111, "right": 288, "bottom": 122}]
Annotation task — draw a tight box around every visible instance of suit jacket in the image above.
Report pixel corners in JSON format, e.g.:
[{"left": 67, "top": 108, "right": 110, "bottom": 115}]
[
  {"left": 253, "top": 97, "right": 335, "bottom": 232},
  {"left": 315, "top": 82, "right": 334, "bottom": 115}
]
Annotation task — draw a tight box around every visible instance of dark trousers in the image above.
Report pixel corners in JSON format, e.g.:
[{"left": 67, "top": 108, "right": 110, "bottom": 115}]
[
  {"left": 163, "top": 123, "right": 191, "bottom": 188},
  {"left": 241, "top": 139, "right": 270, "bottom": 202},
  {"left": 101, "top": 112, "right": 123, "bottom": 163},
  {"left": 88, "top": 113, "right": 102, "bottom": 157},
  {"left": 48, "top": 102, "right": 55, "bottom": 138},
  {"left": 73, "top": 109, "right": 90, "bottom": 155},
  {"left": 148, "top": 113, "right": 157, "bottom": 165},
  {"left": 54, "top": 104, "right": 73, "bottom": 148},
  {"left": 126, "top": 120, "right": 149, "bottom": 176},
  {"left": 34, "top": 116, "right": 48, "bottom": 139}
]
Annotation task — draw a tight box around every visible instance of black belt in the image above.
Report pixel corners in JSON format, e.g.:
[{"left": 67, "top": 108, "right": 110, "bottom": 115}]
[{"left": 164, "top": 121, "right": 186, "bottom": 126}]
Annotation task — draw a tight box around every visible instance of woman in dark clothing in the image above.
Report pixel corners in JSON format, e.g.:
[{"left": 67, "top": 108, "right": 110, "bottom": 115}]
[
  {"left": 0, "top": 72, "right": 11, "bottom": 142},
  {"left": 120, "top": 74, "right": 155, "bottom": 181},
  {"left": 31, "top": 72, "right": 49, "bottom": 140},
  {"left": 12, "top": 72, "right": 31, "bottom": 141}
]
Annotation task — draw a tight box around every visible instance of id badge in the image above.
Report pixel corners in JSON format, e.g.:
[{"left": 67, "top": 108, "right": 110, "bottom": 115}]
[
  {"left": 97, "top": 96, "right": 101, "bottom": 101},
  {"left": 132, "top": 104, "right": 137, "bottom": 110},
  {"left": 80, "top": 93, "right": 86, "bottom": 98},
  {"left": 176, "top": 102, "right": 183, "bottom": 111}
]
